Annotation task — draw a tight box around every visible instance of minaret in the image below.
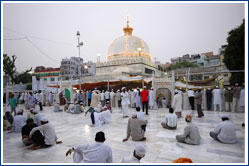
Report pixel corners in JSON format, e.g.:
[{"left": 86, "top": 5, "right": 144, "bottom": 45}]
[{"left": 123, "top": 15, "right": 133, "bottom": 35}]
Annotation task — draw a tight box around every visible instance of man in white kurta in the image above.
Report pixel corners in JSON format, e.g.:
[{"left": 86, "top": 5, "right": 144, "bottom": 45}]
[
  {"left": 29, "top": 117, "right": 62, "bottom": 150},
  {"left": 212, "top": 86, "right": 222, "bottom": 112},
  {"left": 110, "top": 89, "right": 115, "bottom": 108},
  {"left": 130, "top": 90, "right": 136, "bottom": 108},
  {"left": 66, "top": 131, "right": 113, "bottom": 163},
  {"left": 12, "top": 109, "right": 26, "bottom": 133},
  {"left": 149, "top": 88, "right": 156, "bottom": 109},
  {"left": 33, "top": 109, "right": 43, "bottom": 126},
  {"left": 122, "top": 144, "right": 146, "bottom": 163},
  {"left": 172, "top": 90, "right": 182, "bottom": 118},
  {"left": 121, "top": 87, "right": 130, "bottom": 118},
  {"left": 90, "top": 91, "right": 99, "bottom": 108},
  {"left": 240, "top": 86, "right": 245, "bottom": 112},
  {"left": 99, "top": 106, "right": 111, "bottom": 124},
  {"left": 48, "top": 92, "right": 53, "bottom": 106},
  {"left": 100, "top": 90, "right": 105, "bottom": 106}
]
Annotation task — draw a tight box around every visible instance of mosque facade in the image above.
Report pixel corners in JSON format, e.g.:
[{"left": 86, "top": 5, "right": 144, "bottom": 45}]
[{"left": 95, "top": 18, "right": 160, "bottom": 79}]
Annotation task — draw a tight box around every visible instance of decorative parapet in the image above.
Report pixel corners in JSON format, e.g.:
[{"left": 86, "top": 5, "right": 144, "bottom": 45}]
[
  {"left": 154, "top": 77, "right": 172, "bottom": 82},
  {"left": 96, "top": 58, "right": 157, "bottom": 68}
]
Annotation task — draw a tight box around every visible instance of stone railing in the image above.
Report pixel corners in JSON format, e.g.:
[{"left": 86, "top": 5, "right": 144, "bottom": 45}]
[{"left": 155, "top": 77, "right": 172, "bottom": 82}]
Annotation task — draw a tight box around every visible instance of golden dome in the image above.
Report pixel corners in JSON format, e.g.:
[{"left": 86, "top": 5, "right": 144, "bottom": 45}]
[{"left": 107, "top": 17, "right": 151, "bottom": 62}]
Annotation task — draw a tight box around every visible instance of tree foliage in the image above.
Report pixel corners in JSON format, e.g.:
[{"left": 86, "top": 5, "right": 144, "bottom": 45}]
[
  {"left": 224, "top": 20, "right": 245, "bottom": 85},
  {"left": 3, "top": 54, "right": 32, "bottom": 84},
  {"left": 167, "top": 62, "right": 198, "bottom": 70}
]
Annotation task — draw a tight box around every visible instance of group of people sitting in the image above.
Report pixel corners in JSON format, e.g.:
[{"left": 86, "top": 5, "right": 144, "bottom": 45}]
[{"left": 160, "top": 107, "right": 237, "bottom": 145}]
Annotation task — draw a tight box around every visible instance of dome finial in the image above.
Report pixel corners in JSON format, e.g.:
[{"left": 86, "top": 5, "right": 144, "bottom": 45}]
[{"left": 123, "top": 14, "right": 133, "bottom": 35}]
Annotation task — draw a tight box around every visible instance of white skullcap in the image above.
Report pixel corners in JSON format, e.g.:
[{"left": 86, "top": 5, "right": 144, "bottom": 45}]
[
  {"left": 95, "top": 88, "right": 97, "bottom": 90},
  {"left": 208, "top": 88, "right": 211, "bottom": 90},
  {"left": 228, "top": 87, "right": 231, "bottom": 90},
  {"left": 135, "top": 144, "right": 146, "bottom": 157},
  {"left": 235, "top": 83, "right": 239, "bottom": 86},
  {"left": 132, "top": 114, "right": 137, "bottom": 118},
  {"left": 221, "top": 114, "right": 229, "bottom": 119},
  {"left": 33, "top": 109, "right": 39, "bottom": 113},
  {"left": 137, "top": 87, "right": 139, "bottom": 89},
  {"left": 175, "top": 90, "right": 178, "bottom": 93},
  {"left": 5, "top": 110, "right": 10, "bottom": 113},
  {"left": 151, "top": 87, "right": 154, "bottom": 90},
  {"left": 121, "top": 87, "right": 126, "bottom": 90},
  {"left": 40, "top": 117, "right": 48, "bottom": 122},
  {"left": 143, "top": 86, "right": 146, "bottom": 89},
  {"left": 216, "top": 86, "right": 219, "bottom": 88},
  {"left": 103, "top": 106, "right": 107, "bottom": 109},
  {"left": 17, "top": 109, "right": 23, "bottom": 114}
]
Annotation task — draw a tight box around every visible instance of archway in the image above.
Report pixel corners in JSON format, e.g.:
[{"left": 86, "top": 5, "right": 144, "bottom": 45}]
[{"left": 155, "top": 88, "right": 172, "bottom": 108}]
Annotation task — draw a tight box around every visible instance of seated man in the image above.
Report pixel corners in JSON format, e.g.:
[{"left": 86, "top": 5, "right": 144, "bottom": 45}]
[
  {"left": 29, "top": 117, "right": 62, "bottom": 150},
  {"left": 104, "top": 101, "right": 111, "bottom": 112},
  {"left": 54, "top": 103, "right": 62, "bottom": 112},
  {"left": 32, "top": 109, "right": 43, "bottom": 126},
  {"left": 21, "top": 118, "right": 37, "bottom": 146},
  {"left": 66, "top": 131, "right": 113, "bottom": 163},
  {"left": 3, "top": 110, "right": 13, "bottom": 130},
  {"left": 209, "top": 114, "right": 237, "bottom": 144},
  {"left": 176, "top": 115, "right": 201, "bottom": 145},
  {"left": 73, "top": 103, "right": 82, "bottom": 114},
  {"left": 136, "top": 107, "right": 146, "bottom": 131},
  {"left": 161, "top": 107, "right": 177, "bottom": 130},
  {"left": 122, "top": 144, "right": 146, "bottom": 163},
  {"left": 99, "top": 106, "right": 111, "bottom": 124},
  {"left": 80, "top": 102, "right": 85, "bottom": 112},
  {"left": 12, "top": 109, "right": 26, "bottom": 133},
  {"left": 123, "top": 114, "right": 147, "bottom": 142},
  {"left": 27, "top": 108, "right": 34, "bottom": 119}
]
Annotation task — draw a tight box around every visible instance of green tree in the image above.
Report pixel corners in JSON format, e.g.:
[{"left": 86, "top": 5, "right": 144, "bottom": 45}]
[
  {"left": 3, "top": 54, "right": 17, "bottom": 84},
  {"left": 224, "top": 20, "right": 245, "bottom": 85},
  {"left": 3, "top": 54, "right": 32, "bottom": 84}
]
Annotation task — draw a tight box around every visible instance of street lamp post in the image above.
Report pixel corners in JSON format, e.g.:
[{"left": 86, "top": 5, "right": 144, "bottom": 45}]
[{"left": 76, "top": 31, "right": 83, "bottom": 91}]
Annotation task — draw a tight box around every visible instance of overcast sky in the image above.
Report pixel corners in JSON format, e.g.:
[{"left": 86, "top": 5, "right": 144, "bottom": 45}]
[{"left": 3, "top": 2, "right": 245, "bottom": 72}]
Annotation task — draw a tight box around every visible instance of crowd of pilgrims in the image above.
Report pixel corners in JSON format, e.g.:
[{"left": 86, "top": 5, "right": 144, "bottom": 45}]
[{"left": 3, "top": 83, "right": 245, "bottom": 163}]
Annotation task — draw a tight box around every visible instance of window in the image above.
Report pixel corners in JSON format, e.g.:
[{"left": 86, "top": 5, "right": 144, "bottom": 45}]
[
  {"left": 51, "top": 78, "right": 55, "bottom": 81},
  {"left": 224, "top": 74, "right": 228, "bottom": 77}
]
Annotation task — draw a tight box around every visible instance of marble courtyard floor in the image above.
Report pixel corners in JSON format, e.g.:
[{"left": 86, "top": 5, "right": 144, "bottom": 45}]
[{"left": 2, "top": 105, "right": 246, "bottom": 164}]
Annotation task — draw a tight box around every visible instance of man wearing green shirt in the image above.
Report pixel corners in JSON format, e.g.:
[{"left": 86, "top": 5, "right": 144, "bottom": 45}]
[{"left": 8, "top": 93, "right": 18, "bottom": 115}]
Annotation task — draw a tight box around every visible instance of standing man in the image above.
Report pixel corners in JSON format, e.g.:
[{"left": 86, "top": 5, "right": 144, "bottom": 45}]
[
  {"left": 232, "top": 83, "right": 241, "bottom": 113},
  {"left": 240, "top": 85, "right": 245, "bottom": 112},
  {"left": 82, "top": 89, "right": 87, "bottom": 107},
  {"left": 88, "top": 90, "right": 92, "bottom": 106},
  {"left": 141, "top": 86, "right": 149, "bottom": 115},
  {"left": 100, "top": 90, "right": 105, "bottom": 107},
  {"left": 206, "top": 88, "right": 212, "bottom": 111},
  {"left": 121, "top": 87, "right": 130, "bottom": 118},
  {"left": 135, "top": 88, "right": 141, "bottom": 109},
  {"left": 116, "top": 90, "right": 121, "bottom": 108},
  {"left": 8, "top": 93, "right": 18, "bottom": 116},
  {"left": 224, "top": 87, "right": 233, "bottom": 112},
  {"left": 212, "top": 86, "right": 222, "bottom": 112},
  {"left": 172, "top": 90, "right": 182, "bottom": 118},
  {"left": 90, "top": 90, "right": 99, "bottom": 108},
  {"left": 28, "top": 92, "right": 36, "bottom": 109},
  {"left": 37, "top": 90, "right": 43, "bottom": 111},
  {"left": 187, "top": 88, "right": 195, "bottom": 110},
  {"left": 110, "top": 89, "right": 115, "bottom": 108},
  {"left": 130, "top": 90, "right": 136, "bottom": 108},
  {"left": 105, "top": 90, "right": 110, "bottom": 104},
  {"left": 195, "top": 88, "right": 204, "bottom": 118},
  {"left": 149, "top": 88, "right": 156, "bottom": 110},
  {"left": 48, "top": 91, "right": 53, "bottom": 106},
  {"left": 77, "top": 90, "right": 83, "bottom": 104}
]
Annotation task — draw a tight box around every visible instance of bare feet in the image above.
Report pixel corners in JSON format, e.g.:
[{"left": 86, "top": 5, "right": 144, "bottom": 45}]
[{"left": 28, "top": 145, "right": 41, "bottom": 150}]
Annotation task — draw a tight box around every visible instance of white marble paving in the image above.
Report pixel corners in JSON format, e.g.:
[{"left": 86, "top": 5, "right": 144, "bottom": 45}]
[{"left": 2, "top": 104, "right": 246, "bottom": 164}]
